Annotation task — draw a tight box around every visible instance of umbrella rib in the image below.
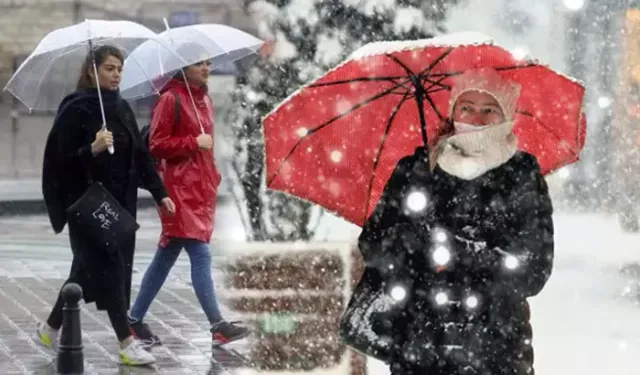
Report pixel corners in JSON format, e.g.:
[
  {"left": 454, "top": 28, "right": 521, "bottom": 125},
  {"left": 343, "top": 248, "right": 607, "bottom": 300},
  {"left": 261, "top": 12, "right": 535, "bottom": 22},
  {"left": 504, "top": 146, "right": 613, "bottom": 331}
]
[
  {"left": 419, "top": 78, "right": 451, "bottom": 121},
  {"left": 39, "top": 36, "right": 142, "bottom": 62},
  {"left": 388, "top": 79, "right": 412, "bottom": 95},
  {"left": 392, "top": 77, "right": 413, "bottom": 89},
  {"left": 384, "top": 53, "right": 416, "bottom": 76},
  {"left": 424, "top": 86, "right": 449, "bottom": 95},
  {"left": 309, "top": 75, "right": 413, "bottom": 88},
  {"left": 305, "top": 77, "right": 412, "bottom": 136},
  {"left": 266, "top": 76, "right": 413, "bottom": 186},
  {"left": 25, "top": 37, "right": 142, "bottom": 109},
  {"left": 422, "top": 76, "right": 451, "bottom": 91},
  {"left": 495, "top": 63, "right": 538, "bottom": 71},
  {"left": 362, "top": 92, "right": 412, "bottom": 224},
  {"left": 30, "top": 47, "right": 70, "bottom": 110},
  {"left": 384, "top": 54, "right": 431, "bottom": 144},
  {"left": 124, "top": 51, "right": 162, "bottom": 97},
  {"left": 306, "top": 47, "right": 458, "bottom": 90},
  {"left": 516, "top": 109, "right": 580, "bottom": 157},
  {"left": 422, "top": 90, "right": 445, "bottom": 121},
  {"left": 427, "top": 72, "right": 461, "bottom": 78},
  {"left": 423, "top": 63, "right": 537, "bottom": 80},
  {"left": 418, "top": 47, "right": 455, "bottom": 76}
]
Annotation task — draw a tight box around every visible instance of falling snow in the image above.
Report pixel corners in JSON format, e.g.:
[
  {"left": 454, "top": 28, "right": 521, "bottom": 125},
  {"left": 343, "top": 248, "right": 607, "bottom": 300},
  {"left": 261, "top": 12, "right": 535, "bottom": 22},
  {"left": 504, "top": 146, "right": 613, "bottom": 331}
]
[{"left": 208, "top": 0, "right": 640, "bottom": 373}]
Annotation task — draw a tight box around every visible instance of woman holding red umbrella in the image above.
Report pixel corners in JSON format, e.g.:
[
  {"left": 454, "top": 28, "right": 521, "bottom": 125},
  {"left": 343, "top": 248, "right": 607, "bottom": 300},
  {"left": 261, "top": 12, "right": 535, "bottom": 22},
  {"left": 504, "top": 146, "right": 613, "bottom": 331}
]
[
  {"left": 262, "top": 33, "right": 585, "bottom": 375},
  {"left": 341, "top": 68, "right": 554, "bottom": 375}
]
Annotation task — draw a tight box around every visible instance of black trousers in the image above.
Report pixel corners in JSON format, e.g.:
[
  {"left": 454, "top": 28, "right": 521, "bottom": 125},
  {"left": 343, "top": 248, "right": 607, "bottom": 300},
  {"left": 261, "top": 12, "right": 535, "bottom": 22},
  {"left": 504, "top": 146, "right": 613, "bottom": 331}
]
[
  {"left": 46, "top": 285, "right": 130, "bottom": 342},
  {"left": 46, "top": 222, "right": 132, "bottom": 342}
]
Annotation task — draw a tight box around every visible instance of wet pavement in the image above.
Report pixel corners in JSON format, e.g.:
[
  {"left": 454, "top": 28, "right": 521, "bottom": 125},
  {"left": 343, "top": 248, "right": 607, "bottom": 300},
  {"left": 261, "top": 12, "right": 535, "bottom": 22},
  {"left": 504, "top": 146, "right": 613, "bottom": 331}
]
[{"left": 0, "top": 209, "right": 249, "bottom": 374}]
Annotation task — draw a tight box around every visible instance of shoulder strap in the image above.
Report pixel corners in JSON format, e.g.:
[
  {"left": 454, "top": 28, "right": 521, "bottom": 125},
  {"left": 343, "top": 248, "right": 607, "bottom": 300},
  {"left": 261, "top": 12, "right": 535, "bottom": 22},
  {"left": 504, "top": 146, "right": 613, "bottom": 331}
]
[{"left": 173, "top": 92, "right": 180, "bottom": 124}]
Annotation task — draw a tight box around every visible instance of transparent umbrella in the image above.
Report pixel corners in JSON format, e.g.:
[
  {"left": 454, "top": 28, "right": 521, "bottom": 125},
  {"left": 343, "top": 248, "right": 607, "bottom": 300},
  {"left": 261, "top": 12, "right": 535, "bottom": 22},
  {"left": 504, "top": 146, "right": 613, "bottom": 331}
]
[
  {"left": 3, "top": 19, "right": 174, "bottom": 153},
  {"left": 119, "top": 23, "right": 264, "bottom": 100},
  {"left": 3, "top": 19, "right": 170, "bottom": 111}
]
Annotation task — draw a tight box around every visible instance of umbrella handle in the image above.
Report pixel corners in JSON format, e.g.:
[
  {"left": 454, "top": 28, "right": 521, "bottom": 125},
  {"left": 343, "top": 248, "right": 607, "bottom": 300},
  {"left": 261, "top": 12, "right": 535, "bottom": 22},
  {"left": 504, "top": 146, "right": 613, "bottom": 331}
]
[
  {"left": 102, "top": 123, "right": 115, "bottom": 154},
  {"left": 88, "top": 26, "right": 114, "bottom": 154}
]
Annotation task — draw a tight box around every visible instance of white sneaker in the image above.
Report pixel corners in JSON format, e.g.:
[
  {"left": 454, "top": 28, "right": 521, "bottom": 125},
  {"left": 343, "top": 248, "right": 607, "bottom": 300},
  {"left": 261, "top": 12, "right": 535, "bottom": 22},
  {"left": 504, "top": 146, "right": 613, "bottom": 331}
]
[
  {"left": 117, "top": 340, "right": 156, "bottom": 366},
  {"left": 34, "top": 322, "right": 58, "bottom": 354}
]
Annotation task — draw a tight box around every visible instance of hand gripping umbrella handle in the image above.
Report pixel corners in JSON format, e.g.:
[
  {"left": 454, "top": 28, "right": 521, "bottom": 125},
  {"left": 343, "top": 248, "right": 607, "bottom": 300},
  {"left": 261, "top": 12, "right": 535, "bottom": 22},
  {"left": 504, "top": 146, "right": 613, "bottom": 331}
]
[{"left": 101, "top": 123, "right": 114, "bottom": 154}]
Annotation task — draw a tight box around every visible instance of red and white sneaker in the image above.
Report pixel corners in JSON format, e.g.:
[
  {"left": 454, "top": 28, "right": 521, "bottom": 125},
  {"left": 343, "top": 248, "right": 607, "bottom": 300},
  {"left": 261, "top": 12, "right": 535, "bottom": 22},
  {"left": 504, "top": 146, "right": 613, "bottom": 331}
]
[{"left": 210, "top": 320, "right": 250, "bottom": 347}]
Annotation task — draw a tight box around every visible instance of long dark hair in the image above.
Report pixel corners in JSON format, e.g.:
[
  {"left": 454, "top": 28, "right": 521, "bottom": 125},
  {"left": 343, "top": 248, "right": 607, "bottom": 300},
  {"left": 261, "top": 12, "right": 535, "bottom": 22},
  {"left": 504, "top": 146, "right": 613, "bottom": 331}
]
[{"left": 76, "top": 45, "right": 124, "bottom": 89}]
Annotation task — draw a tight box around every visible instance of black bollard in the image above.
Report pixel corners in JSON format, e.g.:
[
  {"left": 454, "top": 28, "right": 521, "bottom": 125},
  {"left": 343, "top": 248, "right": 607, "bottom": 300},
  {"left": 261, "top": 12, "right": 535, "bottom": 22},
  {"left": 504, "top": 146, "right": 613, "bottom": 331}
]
[{"left": 57, "top": 283, "right": 84, "bottom": 375}]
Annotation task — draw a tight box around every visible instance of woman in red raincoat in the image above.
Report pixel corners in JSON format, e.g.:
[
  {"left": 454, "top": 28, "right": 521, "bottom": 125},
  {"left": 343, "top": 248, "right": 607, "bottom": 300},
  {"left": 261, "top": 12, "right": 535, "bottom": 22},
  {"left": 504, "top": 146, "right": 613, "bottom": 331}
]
[{"left": 127, "top": 52, "right": 249, "bottom": 348}]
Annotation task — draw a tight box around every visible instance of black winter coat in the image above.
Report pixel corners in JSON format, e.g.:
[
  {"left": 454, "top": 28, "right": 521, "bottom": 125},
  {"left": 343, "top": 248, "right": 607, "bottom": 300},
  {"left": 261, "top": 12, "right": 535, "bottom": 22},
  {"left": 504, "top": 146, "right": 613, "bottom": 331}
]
[
  {"left": 339, "top": 146, "right": 554, "bottom": 375},
  {"left": 42, "top": 88, "right": 167, "bottom": 310}
]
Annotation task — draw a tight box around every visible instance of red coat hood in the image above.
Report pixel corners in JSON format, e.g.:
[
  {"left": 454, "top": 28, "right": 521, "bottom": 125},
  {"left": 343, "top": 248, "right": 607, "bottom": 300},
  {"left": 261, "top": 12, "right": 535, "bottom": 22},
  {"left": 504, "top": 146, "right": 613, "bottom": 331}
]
[
  {"left": 151, "top": 78, "right": 209, "bottom": 114},
  {"left": 160, "top": 78, "right": 208, "bottom": 100}
]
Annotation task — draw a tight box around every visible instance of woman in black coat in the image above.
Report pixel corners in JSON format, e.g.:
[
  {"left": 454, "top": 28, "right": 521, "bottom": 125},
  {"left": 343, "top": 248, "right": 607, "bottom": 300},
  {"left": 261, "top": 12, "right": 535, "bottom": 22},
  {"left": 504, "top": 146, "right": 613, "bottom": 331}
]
[
  {"left": 340, "top": 68, "right": 554, "bottom": 375},
  {"left": 36, "top": 45, "right": 175, "bottom": 366}
]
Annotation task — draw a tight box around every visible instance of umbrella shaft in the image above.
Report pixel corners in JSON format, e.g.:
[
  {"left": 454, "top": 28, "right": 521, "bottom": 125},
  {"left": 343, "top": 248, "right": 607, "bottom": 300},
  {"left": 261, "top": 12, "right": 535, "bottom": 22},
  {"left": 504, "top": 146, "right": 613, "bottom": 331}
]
[
  {"left": 411, "top": 76, "right": 429, "bottom": 146},
  {"left": 87, "top": 34, "right": 107, "bottom": 128}
]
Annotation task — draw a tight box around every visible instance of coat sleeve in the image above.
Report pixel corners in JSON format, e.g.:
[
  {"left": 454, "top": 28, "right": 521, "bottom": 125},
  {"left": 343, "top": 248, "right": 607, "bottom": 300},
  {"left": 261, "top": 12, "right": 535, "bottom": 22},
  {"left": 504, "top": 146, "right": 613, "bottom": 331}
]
[
  {"left": 358, "top": 151, "right": 420, "bottom": 264},
  {"left": 52, "top": 108, "right": 95, "bottom": 171},
  {"left": 42, "top": 105, "right": 95, "bottom": 233},
  {"left": 487, "top": 155, "right": 554, "bottom": 298},
  {"left": 136, "top": 143, "right": 168, "bottom": 204},
  {"left": 148, "top": 93, "right": 199, "bottom": 159},
  {"left": 124, "top": 103, "right": 167, "bottom": 204}
]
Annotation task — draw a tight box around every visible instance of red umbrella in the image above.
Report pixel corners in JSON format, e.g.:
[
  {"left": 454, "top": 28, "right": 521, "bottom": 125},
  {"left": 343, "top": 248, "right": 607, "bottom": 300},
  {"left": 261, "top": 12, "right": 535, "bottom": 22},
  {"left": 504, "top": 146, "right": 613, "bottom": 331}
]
[{"left": 262, "top": 32, "right": 587, "bottom": 227}]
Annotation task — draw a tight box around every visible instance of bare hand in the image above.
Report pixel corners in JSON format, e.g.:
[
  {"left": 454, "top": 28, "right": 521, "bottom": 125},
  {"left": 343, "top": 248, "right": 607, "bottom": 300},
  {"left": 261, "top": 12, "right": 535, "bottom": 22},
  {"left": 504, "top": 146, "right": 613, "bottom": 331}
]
[
  {"left": 160, "top": 197, "right": 176, "bottom": 216},
  {"left": 196, "top": 134, "right": 213, "bottom": 150},
  {"left": 91, "top": 129, "right": 113, "bottom": 155}
]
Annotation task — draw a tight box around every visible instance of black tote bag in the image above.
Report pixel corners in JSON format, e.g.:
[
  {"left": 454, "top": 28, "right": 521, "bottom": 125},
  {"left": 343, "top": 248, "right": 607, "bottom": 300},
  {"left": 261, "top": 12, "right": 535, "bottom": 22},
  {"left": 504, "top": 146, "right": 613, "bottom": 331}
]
[
  {"left": 66, "top": 181, "right": 140, "bottom": 254},
  {"left": 339, "top": 266, "right": 400, "bottom": 363}
]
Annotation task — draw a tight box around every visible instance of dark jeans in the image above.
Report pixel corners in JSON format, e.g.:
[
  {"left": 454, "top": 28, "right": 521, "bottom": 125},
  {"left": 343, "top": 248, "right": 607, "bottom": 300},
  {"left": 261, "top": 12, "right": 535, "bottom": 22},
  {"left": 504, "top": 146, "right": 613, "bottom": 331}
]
[{"left": 129, "top": 238, "right": 223, "bottom": 325}]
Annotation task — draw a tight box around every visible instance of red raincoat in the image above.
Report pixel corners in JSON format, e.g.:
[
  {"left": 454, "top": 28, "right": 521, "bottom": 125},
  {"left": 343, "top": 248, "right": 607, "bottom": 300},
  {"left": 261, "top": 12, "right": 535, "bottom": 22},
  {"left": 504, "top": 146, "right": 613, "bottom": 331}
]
[{"left": 149, "top": 78, "right": 221, "bottom": 247}]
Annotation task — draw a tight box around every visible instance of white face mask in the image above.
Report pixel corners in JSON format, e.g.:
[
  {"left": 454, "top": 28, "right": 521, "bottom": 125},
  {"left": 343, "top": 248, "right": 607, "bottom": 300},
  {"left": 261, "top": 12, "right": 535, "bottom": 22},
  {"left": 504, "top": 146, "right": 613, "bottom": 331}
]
[{"left": 453, "top": 122, "right": 488, "bottom": 134}]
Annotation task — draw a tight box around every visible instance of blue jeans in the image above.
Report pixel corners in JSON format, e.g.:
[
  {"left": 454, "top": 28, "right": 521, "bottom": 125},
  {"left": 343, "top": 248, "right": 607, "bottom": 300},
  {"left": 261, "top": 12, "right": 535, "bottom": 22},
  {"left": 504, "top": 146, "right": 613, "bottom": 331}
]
[{"left": 129, "top": 238, "right": 223, "bottom": 325}]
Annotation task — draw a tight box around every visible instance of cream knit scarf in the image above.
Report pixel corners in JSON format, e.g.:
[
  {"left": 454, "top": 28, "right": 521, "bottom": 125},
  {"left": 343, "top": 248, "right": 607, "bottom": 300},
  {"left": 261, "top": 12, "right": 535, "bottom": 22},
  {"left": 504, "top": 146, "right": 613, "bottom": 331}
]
[{"left": 434, "top": 121, "right": 518, "bottom": 180}]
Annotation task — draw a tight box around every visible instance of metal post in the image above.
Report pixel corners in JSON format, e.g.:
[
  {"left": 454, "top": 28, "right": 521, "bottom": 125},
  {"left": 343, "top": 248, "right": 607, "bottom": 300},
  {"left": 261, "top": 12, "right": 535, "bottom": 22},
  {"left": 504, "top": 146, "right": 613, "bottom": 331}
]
[{"left": 57, "top": 283, "right": 83, "bottom": 375}]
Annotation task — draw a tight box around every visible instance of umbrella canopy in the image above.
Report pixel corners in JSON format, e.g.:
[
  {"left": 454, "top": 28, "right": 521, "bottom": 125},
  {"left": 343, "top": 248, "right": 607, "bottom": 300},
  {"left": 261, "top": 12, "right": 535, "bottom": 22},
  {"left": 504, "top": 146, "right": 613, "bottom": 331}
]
[
  {"left": 4, "top": 19, "right": 168, "bottom": 111},
  {"left": 262, "top": 32, "right": 586, "bottom": 226},
  {"left": 119, "top": 23, "right": 263, "bottom": 99}
]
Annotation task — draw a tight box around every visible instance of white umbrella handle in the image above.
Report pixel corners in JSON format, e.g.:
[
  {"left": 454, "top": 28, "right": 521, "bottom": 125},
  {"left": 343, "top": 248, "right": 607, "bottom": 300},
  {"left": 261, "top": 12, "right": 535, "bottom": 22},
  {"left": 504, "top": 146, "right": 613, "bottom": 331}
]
[
  {"left": 92, "top": 62, "right": 114, "bottom": 154},
  {"left": 87, "top": 19, "right": 114, "bottom": 154},
  {"left": 162, "top": 18, "right": 206, "bottom": 136}
]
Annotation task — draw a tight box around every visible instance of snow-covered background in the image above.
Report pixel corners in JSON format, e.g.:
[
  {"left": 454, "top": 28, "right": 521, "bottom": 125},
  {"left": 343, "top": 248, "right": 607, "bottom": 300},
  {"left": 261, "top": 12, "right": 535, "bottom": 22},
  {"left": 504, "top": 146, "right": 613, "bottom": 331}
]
[
  {"left": 206, "top": 206, "right": 640, "bottom": 374},
  {"left": 207, "top": 0, "right": 640, "bottom": 373}
]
